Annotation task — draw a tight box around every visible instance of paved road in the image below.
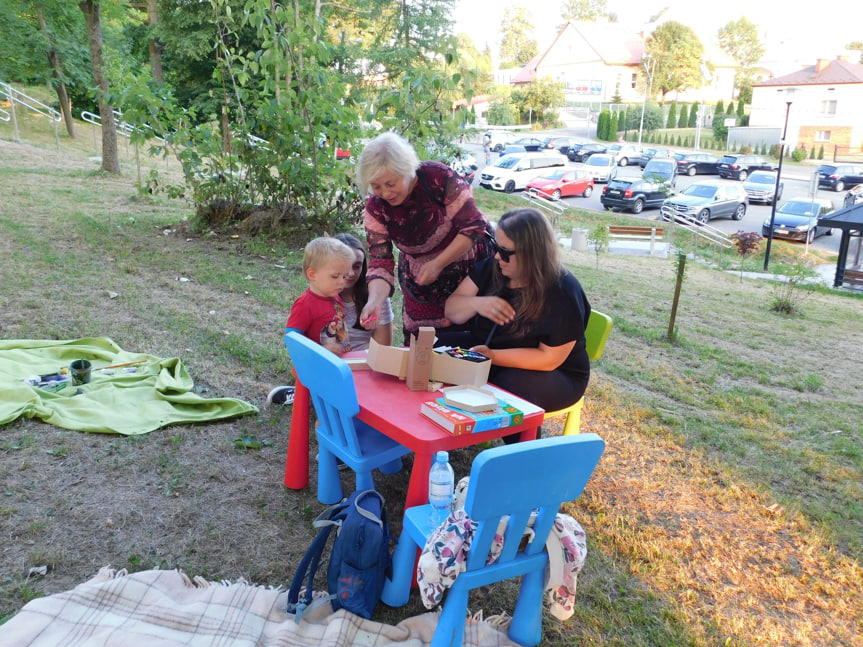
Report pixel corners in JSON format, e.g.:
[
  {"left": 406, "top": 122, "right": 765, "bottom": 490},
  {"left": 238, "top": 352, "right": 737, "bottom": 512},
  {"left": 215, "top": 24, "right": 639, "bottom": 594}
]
[{"left": 463, "top": 131, "right": 843, "bottom": 255}]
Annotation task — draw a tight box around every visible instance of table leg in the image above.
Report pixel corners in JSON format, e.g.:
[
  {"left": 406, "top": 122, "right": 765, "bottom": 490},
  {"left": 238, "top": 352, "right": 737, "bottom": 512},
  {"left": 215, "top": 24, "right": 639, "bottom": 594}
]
[
  {"left": 284, "top": 381, "right": 311, "bottom": 489},
  {"left": 405, "top": 450, "right": 433, "bottom": 509},
  {"left": 518, "top": 424, "right": 539, "bottom": 443}
]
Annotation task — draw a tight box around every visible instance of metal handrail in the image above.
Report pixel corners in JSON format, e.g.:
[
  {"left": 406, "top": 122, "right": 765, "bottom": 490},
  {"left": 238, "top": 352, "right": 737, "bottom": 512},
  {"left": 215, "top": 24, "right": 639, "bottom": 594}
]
[
  {"left": 80, "top": 109, "right": 165, "bottom": 144},
  {"left": 659, "top": 205, "right": 735, "bottom": 248},
  {"left": 0, "top": 81, "right": 61, "bottom": 122},
  {"left": 521, "top": 189, "right": 568, "bottom": 214},
  {"left": 0, "top": 108, "right": 9, "bottom": 123}
]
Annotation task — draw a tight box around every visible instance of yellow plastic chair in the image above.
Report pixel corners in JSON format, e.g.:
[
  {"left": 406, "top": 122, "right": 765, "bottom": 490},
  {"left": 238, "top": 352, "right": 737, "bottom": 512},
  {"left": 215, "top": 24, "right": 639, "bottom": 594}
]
[{"left": 546, "top": 310, "right": 613, "bottom": 435}]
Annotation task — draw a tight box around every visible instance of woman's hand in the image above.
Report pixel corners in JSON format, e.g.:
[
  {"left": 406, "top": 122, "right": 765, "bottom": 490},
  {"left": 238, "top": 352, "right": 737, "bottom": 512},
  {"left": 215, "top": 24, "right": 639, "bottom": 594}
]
[
  {"left": 360, "top": 278, "right": 389, "bottom": 328},
  {"left": 415, "top": 261, "right": 443, "bottom": 286},
  {"left": 477, "top": 296, "right": 515, "bottom": 326},
  {"left": 359, "top": 302, "right": 382, "bottom": 329},
  {"left": 470, "top": 344, "right": 492, "bottom": 359}
]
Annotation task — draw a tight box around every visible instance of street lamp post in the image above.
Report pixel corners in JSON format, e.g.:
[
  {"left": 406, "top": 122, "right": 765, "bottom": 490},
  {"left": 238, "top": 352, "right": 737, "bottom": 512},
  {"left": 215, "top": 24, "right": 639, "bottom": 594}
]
[
  {"left": 763, "top": 90, "right": 796, "bottom": 271},
  {"left": 637, "top": 54, "right": 654, "bottom": 146}
]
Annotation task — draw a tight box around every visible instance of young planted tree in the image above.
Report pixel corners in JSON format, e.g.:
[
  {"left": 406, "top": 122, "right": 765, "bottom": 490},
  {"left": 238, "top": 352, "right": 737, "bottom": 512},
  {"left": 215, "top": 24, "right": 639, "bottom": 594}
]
[{"left": 730, "top": 230, "right": 762, "bottom": 282}]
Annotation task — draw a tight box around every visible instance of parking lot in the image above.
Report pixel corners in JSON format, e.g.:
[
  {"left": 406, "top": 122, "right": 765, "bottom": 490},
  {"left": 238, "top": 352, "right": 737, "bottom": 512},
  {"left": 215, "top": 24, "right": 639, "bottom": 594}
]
[{"left": 464, "top": 136, "right": 843, "bottom": 255}]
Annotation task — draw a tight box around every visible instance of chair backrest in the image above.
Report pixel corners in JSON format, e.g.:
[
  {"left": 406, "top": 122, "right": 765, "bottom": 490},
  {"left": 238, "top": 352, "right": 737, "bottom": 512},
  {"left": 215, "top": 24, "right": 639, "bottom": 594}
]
[
  {"left": 585, "top": 310, "right": 613, "bottom": 361},
  {"left": 284, "top": 331, "right": 364, "bottom": 455},
  {"left": 462, "top": 434, "right": 605, "bottom": 571}
]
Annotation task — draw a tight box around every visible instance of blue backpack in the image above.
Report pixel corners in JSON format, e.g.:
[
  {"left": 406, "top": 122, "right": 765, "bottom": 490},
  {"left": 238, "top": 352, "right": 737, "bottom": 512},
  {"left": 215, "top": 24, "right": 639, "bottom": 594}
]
[{"left": 287, "top": 489, "right": 391, "bottom": 620}]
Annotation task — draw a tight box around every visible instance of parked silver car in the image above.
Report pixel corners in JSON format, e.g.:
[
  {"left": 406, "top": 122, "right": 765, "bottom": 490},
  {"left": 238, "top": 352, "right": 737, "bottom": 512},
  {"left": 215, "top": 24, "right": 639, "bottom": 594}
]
[
  {"left": 743, "top": 170, "right": 783, "bottom": 205},
  {"left": 661, "top": 181, "right": 748, "bottom": 224}
]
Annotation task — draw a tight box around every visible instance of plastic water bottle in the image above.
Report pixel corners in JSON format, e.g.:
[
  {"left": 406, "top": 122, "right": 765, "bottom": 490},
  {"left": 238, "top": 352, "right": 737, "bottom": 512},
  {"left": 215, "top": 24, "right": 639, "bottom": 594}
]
[{"left": 428, "top": 451, "right": 455, "bottom": 530}]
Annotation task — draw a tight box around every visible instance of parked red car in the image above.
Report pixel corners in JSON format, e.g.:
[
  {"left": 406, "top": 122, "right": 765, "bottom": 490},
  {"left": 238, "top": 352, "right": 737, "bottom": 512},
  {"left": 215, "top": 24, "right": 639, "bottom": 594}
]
[{"left": 525, "top": 168, "right": 594, "bottom": 200}]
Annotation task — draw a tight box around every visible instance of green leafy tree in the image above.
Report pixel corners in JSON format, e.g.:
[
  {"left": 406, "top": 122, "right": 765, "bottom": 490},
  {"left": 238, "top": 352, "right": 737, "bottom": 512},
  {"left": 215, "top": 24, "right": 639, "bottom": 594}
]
[
  {"left": 718, "top": 18, "right": 765, "bottom": 104},
  {"left": 487, "top": 96, "right": 517, "bottom": 125},
  {"left": 716, "top": 99, "right": 725, "bottom": 114},
  {"left": 487, "top": 95, "right": 517, "bottom": 125},
  {"left": 561, "top": 0, "right": 613, "bottom": 22},
  {"left": 455, "top": 33, "right": 493, "bottom": 93},
  {"left": 666, "top": 102, "right": 677, "bottom": 128},
  {"left": 628, "top": 101, "right": 663, "bottom": 132},
  {"left": 499, "top": 6, "right": 537, "bottom": 69},
  {"left": 79, "top": 0, "right": 119, "bottom": 174},
  {"left": 688, "top": 103, "right": 697, "bottom": 127},
  {"left": 3, "top": 0, "right": 97, "bottom": 137},
  {"left": 645, "top": 22, "right": 705, "bottom": 101},
  {"left": 510, "top": 76, "right": 564, "bottom": 124}
]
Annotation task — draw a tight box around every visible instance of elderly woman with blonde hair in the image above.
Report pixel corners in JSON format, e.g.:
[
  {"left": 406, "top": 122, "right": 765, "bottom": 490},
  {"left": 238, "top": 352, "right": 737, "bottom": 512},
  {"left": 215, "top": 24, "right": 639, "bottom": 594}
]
[{"left": 356, "top": 132, "right": 494, "bottom": 341}]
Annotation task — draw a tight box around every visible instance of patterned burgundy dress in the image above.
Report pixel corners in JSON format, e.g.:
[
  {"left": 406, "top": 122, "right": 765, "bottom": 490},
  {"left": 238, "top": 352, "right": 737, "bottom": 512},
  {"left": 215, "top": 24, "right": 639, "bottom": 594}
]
[{"left": 364, "top": 161, "right": 494, "bottom": 334}]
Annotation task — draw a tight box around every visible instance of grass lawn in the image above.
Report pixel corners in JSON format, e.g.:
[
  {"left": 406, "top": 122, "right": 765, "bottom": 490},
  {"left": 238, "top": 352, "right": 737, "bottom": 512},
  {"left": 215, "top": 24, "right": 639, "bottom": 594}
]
[{"left": 1, "top": 111, "right": 862, "bottom": 646}]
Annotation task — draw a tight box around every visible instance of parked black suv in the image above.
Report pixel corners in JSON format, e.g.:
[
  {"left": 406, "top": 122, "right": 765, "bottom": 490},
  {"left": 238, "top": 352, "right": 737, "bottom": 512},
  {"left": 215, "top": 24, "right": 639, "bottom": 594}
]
[
  {"left": 567, "top": 143, "right": 607, "bottom": 162},
  {"left": 816, "top": 164, "right": 863, "bottom": 192},
  {"left": 716, "top": 154, "right": 776, "bottom": 181}
]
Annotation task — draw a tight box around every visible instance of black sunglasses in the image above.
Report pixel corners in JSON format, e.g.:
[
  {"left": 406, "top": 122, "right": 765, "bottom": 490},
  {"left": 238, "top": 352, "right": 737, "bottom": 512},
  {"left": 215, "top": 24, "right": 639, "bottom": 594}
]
[{"left": 493, "top": 241, "right": 517, "bottom": 262}]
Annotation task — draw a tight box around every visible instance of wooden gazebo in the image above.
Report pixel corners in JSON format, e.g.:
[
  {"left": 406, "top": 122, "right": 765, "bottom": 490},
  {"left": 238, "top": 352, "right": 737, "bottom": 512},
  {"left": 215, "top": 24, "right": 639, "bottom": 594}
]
[{"left": 818, "top": 201, "right": 863, "bottom": 289}]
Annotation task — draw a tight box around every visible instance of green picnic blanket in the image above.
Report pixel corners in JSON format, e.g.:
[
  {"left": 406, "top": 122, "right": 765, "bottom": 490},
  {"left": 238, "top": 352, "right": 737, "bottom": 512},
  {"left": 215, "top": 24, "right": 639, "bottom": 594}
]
[{"left": 0, "top": 337, "right": 258, "bottom": 435}]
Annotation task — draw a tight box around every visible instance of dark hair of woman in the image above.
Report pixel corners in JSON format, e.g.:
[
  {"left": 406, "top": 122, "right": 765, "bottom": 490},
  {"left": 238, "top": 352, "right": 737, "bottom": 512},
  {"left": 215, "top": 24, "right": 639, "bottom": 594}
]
[
  {"left": 490, "top": 208, "right": 562, "bottom": 335},
  {"left": 334, "top": 232, "right": 370, "bottom": 331}
]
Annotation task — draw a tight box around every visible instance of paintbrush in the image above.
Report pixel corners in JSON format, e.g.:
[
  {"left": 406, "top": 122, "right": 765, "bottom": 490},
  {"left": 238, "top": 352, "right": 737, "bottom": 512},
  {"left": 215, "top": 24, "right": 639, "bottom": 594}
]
[{"left": 98, "top": 360, "right": 147, "bottom": 371}]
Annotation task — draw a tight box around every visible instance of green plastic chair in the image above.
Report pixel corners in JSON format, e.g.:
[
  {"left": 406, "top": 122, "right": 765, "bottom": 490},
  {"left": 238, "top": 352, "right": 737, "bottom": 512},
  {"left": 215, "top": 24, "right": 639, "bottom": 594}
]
[{"left": 546, "top": 309, "right": 613, "bottom": 435}]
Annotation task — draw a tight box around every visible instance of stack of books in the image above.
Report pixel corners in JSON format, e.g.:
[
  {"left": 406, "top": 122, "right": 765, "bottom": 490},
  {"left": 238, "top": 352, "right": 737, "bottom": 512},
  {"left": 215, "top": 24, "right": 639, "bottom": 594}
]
[{"left": 420, "top": 397, "right": 524, "bottom": 435}]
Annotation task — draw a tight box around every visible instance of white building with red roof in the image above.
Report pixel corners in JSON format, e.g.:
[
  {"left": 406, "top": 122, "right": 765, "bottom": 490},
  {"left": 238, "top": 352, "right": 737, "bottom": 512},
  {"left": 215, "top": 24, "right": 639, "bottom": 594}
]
[{"left": 750, "top": 56, "right": 863, "bottom": 152}]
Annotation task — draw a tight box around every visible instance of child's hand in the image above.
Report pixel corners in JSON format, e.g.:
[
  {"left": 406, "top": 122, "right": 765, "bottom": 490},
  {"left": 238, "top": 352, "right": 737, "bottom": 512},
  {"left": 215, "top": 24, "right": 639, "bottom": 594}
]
[{"left": 322, "top": 341, "right": 345, "bottom": 355}]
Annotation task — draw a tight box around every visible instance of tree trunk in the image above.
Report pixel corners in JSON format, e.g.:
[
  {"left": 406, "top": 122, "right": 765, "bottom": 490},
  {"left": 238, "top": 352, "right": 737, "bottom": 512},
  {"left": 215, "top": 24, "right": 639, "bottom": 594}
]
[
  {"left": 37, "top": 7, "right": 76, "bottom": 138},
  {"left": 79, "top": 0, "right": 119, "bottom": 174},
  {"left": 146, "top": 0, "right": 163, "bottom": 83}
]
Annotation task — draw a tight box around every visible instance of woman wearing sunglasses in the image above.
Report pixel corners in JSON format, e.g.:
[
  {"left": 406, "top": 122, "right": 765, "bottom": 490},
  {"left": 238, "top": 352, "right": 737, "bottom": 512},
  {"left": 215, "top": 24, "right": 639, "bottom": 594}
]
[{"left": 444, "top": 208, "right": 592, "bottom": 442}]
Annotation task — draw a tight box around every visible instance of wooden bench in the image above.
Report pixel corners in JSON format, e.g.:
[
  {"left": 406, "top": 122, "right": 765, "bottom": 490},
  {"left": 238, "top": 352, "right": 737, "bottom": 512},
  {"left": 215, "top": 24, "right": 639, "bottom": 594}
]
[
  {"left": 607, "top": 225, "right": 666, "bottom": 256},
  {"left": 841, "top": 269, "right": 863, "bottom": 289}
]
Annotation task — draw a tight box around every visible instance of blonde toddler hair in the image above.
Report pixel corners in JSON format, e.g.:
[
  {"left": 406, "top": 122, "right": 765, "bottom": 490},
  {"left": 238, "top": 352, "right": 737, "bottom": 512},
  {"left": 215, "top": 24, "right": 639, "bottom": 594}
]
[{"left": 302, "top": 237, "right": 355, "bottom": 274}]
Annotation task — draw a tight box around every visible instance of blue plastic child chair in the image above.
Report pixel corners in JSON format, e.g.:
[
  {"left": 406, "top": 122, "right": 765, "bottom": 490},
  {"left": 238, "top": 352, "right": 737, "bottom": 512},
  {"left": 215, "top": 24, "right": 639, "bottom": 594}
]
[
  {"left": 381, "top": 434, "right": 605, "bottom": 647},
  {"left": 284, "top": 331, "right": 411, "bottom": 504}
]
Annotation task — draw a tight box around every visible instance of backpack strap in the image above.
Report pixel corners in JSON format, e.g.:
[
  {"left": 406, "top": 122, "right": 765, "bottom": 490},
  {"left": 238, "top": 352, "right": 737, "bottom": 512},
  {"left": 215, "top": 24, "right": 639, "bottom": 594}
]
[
  {"left": 286, "top": 499, "right": 347, "bottom": 622},
  {"left": 352, "top": 489, "right": 385, "bottom": 529}
]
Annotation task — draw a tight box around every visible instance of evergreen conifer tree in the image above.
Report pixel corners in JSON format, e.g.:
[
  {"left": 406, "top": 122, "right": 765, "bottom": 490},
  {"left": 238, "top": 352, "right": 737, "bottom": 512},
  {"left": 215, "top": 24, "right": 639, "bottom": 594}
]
[{"left": 666, "top": 103, "right": 677, "bottom": 129}]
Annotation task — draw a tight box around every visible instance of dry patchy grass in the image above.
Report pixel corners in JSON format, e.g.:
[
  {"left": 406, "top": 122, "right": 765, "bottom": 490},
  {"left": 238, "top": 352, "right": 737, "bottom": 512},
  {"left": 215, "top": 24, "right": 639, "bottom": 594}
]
[{"left": 1, "top": 126, "right": 862, "bottom": 646}]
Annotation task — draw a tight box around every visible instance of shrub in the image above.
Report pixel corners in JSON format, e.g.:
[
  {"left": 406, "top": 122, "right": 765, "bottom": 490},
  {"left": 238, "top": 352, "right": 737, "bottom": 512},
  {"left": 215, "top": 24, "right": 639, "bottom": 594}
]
[
  {"left": 818, "top": 144, "right": 824, "bottom": 160},
  {"left": 809, "top": 146, "right": 816, "bottom": 159},
  {"left": 791, "top": 148, "right": 807, "bottom": 162},
  {"left": 769, "top": 262, "right": 817, "bottom": 315}
]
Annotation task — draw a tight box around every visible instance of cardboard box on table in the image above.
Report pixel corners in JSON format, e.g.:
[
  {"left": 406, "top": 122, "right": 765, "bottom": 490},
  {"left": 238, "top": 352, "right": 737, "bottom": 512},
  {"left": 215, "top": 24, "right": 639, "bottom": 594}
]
[{"left": 366, "top": 329, "right": 491, "bottom": 388}]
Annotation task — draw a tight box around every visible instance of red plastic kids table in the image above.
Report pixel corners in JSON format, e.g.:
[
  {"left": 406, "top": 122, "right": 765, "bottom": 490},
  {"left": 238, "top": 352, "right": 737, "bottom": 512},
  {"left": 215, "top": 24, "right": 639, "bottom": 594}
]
[{"left": 284, "top": 366, "right": 544, "bottom": 509}]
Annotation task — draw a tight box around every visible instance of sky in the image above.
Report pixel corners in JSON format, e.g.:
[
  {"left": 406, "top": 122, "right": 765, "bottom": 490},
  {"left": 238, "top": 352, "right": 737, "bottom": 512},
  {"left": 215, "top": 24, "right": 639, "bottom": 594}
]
[{"left": 453, "top": 0, "right": 863, "bottom": 73}]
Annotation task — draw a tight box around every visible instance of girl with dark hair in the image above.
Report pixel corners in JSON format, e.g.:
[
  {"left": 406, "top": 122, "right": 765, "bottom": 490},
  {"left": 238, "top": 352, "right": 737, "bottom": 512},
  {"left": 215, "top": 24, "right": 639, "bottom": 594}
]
[
  {"left": 444, "top": 208, "right": 592, "bottom": 439},
  {"left": 333, "top": 233, "right": 393, "bottom": 350}
]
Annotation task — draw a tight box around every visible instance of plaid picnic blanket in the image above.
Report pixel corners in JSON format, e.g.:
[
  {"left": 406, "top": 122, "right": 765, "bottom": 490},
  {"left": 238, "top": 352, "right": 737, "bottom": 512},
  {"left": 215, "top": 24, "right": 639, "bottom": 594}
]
[
  {"left": 0, "top": 567, "right": 517, "bottom": 647},
  {"left": 0, "top": 337, "right": 257, "bottom": 434}
]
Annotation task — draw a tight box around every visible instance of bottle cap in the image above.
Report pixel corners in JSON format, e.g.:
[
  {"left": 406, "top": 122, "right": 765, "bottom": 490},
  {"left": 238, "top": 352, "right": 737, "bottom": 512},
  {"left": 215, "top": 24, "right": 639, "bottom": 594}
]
[{"left": 436, "top": 450, "right": 449, "bottom": 462}]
